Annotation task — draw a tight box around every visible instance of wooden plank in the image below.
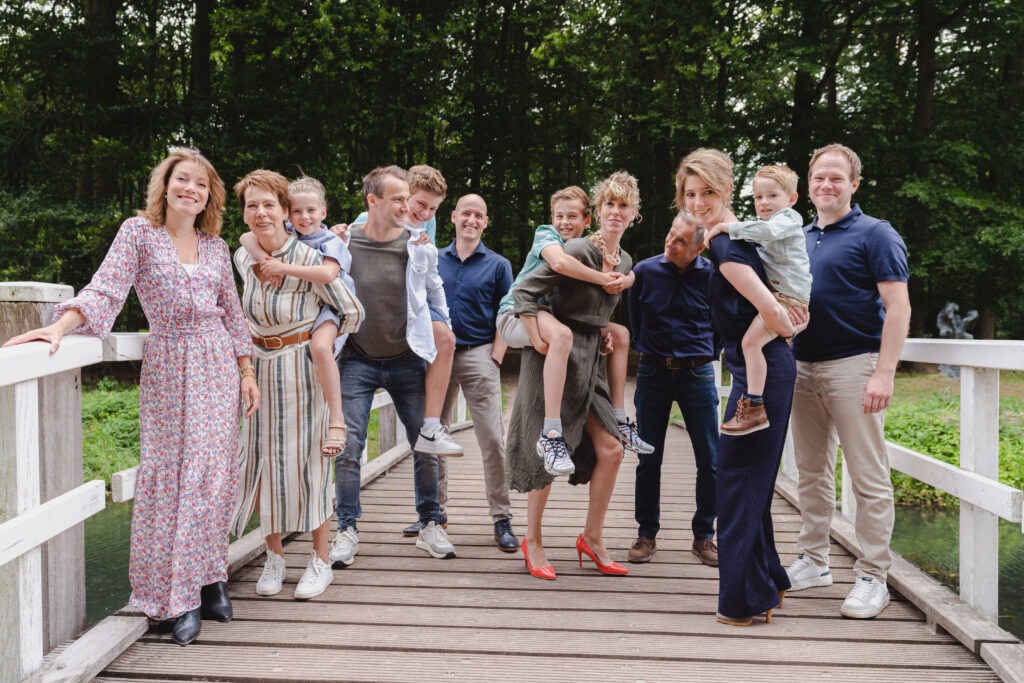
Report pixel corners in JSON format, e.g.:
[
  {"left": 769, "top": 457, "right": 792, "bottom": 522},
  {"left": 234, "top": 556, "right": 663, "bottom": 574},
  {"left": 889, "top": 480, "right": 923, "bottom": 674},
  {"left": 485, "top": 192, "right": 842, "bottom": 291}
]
[
  {"left": 139, "top": 620, "right": 985, "bottom": 668},
  {"left": 980, "top": 642, "right": 1024, "bottom": 683},
  {"left": 111, "top": 466, "right": 138, "bottom": 504},
  {"left": 100, "top": 643, "right": 1002, "bottom": 682},
  {"left": 0, "top": 282, "right": 73, "bottom": 304},
  {"left": 902, "top": 338, "right": 1024, "bottom": 371},
  {"left": 25, "top": 615, "right": 148, "bottom": 683},
  {"left": 888, "top": 443, "right": 1022, "bottom": 522},
  {"left": 0, "top": 336, "right": 103, "bottom": 387},
  {"left": 0, "top": 480, "right": 105, "bottom": 566}
]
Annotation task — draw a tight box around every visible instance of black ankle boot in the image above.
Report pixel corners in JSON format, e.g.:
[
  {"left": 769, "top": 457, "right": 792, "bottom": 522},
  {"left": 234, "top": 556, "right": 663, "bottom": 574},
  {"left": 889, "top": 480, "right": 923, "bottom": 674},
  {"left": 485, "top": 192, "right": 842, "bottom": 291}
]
[
  {"left": 171, "top": 607, "right": 201, "bottom": 645},
  {"left": 200, "top": 581, "right": 233, "bottom": 622}
]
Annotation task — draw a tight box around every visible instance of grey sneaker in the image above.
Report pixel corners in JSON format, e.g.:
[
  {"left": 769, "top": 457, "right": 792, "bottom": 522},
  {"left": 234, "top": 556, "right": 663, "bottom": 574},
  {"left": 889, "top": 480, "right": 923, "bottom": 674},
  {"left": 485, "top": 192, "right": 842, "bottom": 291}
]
[
  {"left": 841, "top": 576, "right": 890, "bottom": 619},
  {"left": 786, "top": 553, "right": 833, "bottom": 591},
  {"left": 415, "top": 423, "right": 464, "bottom": 456},
  {"left": 537, "top": 431, "right": 575, "bottom": 476},
  {"left": 329, "top": 526, "right": 358, "bottom": 566},
  {"left": 416, "top": 520, "right": 456, "bottom": 559},
  {"left": 255, "top": 550, "right": 286, "bottom": 596},
  {"left": 618, "top": 418, "right": 655, "bottom": 454},
  {"left": 293, "top": 552, "right": 333, "bottom": 600}
]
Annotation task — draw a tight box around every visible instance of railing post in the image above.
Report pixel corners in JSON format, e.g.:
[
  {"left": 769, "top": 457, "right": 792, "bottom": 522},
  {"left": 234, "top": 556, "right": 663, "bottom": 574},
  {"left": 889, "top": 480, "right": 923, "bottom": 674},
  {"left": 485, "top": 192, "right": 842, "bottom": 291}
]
[
  {"left": 959, "top": 366, "right": 1000, "bottom": 620},
  {"left": 0, "top": 380, "right": 43, "bottom": 680},
  {"left": 0, "top": 282, "right": 85, "bottom": 662}
]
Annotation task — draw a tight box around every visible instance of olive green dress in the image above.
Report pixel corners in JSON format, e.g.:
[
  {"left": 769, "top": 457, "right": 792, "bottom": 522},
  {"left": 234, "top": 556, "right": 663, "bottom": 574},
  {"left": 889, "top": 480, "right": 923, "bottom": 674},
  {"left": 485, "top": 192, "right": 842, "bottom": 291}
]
[{"left": 506, "top": 236, "right": 632, "bottom": 492}]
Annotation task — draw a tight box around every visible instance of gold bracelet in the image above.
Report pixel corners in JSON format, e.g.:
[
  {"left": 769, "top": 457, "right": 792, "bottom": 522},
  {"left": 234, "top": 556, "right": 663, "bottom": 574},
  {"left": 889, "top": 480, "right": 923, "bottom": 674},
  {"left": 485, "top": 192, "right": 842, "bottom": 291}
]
[{"left": 240, "top": 367, "right": 256, "bottom": 378}]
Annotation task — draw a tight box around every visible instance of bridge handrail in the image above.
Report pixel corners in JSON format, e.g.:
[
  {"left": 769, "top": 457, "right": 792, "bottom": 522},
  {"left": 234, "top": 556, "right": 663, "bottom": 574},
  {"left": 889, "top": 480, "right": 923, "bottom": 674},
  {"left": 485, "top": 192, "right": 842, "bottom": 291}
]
[
  {"left": 775, "top": 337, "right": 1024, "bottom": 623},
  {"left": 0, "top": 331, "right": 468, "bottom": 679}
]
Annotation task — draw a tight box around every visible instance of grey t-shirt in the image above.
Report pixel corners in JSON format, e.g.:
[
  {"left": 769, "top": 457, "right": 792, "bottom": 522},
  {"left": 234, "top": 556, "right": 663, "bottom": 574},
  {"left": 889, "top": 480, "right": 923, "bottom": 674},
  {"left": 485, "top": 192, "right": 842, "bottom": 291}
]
[{"left": 347, "top": 226, "right": 410, "bottom": 359}]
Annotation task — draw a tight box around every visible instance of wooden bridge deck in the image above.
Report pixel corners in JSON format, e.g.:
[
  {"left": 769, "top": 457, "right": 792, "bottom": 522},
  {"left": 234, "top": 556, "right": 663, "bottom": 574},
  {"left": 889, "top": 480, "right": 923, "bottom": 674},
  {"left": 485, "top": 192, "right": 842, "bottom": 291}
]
[{"left": 94, "top": 422, "right": 1000, "bottom": 682}]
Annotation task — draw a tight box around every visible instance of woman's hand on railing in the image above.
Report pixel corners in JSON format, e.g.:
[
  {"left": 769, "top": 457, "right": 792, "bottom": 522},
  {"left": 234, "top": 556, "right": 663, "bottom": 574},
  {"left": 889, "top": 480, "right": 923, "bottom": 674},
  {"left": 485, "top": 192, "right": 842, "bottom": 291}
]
[{"left": 2, "top": 309, "right": 84, "bottom": 354}]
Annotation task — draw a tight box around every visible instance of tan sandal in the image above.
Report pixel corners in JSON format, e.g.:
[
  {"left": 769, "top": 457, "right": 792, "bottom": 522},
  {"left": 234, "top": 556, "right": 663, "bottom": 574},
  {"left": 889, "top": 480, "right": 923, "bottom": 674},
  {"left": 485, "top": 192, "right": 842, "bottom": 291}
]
[{"left": 321, "top": 423, "right": 347, "bottom": 457}]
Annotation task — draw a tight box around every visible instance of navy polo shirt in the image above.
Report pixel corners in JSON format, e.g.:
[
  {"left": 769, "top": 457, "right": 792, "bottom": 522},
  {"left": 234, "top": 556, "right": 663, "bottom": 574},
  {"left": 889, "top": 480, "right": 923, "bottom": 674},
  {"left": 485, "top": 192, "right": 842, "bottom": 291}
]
[
  {"left": 707, "top": 235, "right": 765, "bottom": 343},
  {"left": 628, "top": 253, "right": 715, "bottom": 359},
  {"left": 438, "top": 240, "right": 513, "bottom": 346},
  {"left": 793, "top": 204, "right": 909, "bottom": 363}
]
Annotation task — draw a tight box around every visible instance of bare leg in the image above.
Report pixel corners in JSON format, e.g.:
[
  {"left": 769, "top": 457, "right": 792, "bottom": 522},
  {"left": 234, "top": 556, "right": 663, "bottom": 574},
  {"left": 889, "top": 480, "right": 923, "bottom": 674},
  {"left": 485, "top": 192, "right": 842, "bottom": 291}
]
[
  {"left": 537, "top": 311, "right": 572, "bottom": 421},
  {"left": 311, "top": 321, "right": 345, "bottom": 444},
  {"left": 265, "top": 532, "right": 284, "bottom": 556},
  {"left": 604, "top": 322, "right": 630, "bottom": 410},
  {"left": 311, "top": 519, "right": 331, "bottom": 563},
  {"left": 425, "top": 320, "right": 455, "bottom": 419},
  {"left": 581, "top": 411, "right": 625, "bottom": 565},
  {"left": 526, "top": 485, "right": 553, "bottom": 566},
  {"left": 741, "top": 316, "right": 776, "bottom": 396}
]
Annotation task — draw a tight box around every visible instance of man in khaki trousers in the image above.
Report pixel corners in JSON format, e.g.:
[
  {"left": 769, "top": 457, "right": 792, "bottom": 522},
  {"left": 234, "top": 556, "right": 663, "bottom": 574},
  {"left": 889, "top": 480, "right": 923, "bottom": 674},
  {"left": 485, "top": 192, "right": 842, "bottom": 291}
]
[{"left": 786, "top": 144, "right": 911, "bottom": 619}]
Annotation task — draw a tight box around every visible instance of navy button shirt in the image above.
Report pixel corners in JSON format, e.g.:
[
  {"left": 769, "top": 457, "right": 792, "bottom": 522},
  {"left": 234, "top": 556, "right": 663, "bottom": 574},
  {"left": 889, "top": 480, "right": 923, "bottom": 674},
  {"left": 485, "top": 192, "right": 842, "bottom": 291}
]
[
  {"left": 438, "top": 240, "right": 513, "bottom": 346},
  {"left": 628, "top": 253, "right": 715, "bottom": 359},
  {"left": 794, "top": 204, "right": 909, "bottom": 363}
]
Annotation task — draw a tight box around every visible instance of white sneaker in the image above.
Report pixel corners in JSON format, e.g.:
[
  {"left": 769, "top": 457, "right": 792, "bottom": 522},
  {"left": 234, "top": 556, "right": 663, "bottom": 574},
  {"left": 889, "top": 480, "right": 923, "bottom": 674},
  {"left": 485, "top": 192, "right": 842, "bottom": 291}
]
[
  {"left": 841, "top": 576, "right": 890, "bottom": 618},
  {"left": 618, "top": 418, "right": 655, "bottom": 454},
  {"left": 536, "top": 432, "right": 575, "bottom": 476},
  {"left": 416, "top": 520, "right": 456, "bottom": 559},
  {"left": 786, "top": 553, "right": 833, "bottom": 591},
  {"left": 415, "top": 423, "right": 464, "bottom": 456},
  {"left": 329, "top": 526, "right": 358, "bottom": 566},
  {"left": 294, "top": 552, "right": 334, "bottom": 600},
  {"left": 256, "top": 550, "right": 286, "bottom": 596}
]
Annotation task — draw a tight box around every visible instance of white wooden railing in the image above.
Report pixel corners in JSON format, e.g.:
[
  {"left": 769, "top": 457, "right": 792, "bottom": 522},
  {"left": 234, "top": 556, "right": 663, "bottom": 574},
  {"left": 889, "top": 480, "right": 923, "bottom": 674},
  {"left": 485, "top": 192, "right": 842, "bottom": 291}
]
[
  {"left": 774, "top": 339, "right": 1024, "bottom": 623},
  {"left": 0, "top": 328, "right": 466, "bottom": 681}
]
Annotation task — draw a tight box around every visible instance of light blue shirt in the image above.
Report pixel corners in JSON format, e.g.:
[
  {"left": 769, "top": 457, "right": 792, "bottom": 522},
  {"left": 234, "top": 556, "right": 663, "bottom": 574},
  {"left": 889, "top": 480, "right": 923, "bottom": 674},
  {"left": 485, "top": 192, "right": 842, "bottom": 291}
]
[
  {"left": 726, "top": 207, "right": 812, "bottom": 301},
  {"left": 498, "top": 225, "right": 563, "bottom": 314}
]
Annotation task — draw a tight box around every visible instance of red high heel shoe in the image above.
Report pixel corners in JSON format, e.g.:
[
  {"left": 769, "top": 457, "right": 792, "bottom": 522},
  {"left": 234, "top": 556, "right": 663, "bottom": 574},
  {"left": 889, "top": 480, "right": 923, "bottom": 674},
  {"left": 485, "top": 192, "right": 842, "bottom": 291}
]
[
  {"left": 576, "top": 534, "right": 628, "bottom": 576},
  {"left": 522, "top": 539, "right": 556, "bottom": 580}
]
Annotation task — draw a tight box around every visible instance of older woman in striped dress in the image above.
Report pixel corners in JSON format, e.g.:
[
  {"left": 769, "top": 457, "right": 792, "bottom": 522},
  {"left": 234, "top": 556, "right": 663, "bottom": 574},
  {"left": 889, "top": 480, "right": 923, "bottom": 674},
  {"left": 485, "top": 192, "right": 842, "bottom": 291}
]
[{"left": 229, "top": 170, "right": 363, "bottom": 601}]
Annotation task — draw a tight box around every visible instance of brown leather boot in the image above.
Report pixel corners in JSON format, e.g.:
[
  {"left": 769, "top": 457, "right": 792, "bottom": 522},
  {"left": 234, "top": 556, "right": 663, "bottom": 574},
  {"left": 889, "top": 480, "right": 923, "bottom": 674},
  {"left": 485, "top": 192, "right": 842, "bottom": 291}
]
[
  {"left": 627, "top": 536, "right": 657, "bottom": 563},
  {"left": 692, "top": 538, "right": 719, "bottom": 566},
  {"left": 721, "top": 397, "right": 769, "bottom": 436}
]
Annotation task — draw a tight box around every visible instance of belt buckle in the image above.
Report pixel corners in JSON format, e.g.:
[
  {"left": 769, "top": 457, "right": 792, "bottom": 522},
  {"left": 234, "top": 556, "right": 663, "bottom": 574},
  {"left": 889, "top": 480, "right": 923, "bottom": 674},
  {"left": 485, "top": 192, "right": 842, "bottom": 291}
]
[{"left": 263, "top": 336, "right": 284, "bottom": 350}]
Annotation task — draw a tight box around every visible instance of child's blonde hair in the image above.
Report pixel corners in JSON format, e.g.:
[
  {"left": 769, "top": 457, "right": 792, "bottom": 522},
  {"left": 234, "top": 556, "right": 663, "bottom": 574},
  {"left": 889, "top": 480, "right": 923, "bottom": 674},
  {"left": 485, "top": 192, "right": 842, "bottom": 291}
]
[
  {"left": 754, "top": 165, "right": 799, "bottom": 195},
  {"left": 674, "top": 148, "right": 734, "bottom": 210},
  {"left": 549, "top": 186, "right": 591, "bottom": 218},
  {"left": 288, "top": 176, "right": 327, "bottom": 206},
  {"left": 809, "top": 143, "right": 862, "bottom": 182},
  {"left": 591, "top": 171, "right": 641, "bottom": 217},
  {"left": 407, "top": 164, "right": 447, "bottom": 198}
]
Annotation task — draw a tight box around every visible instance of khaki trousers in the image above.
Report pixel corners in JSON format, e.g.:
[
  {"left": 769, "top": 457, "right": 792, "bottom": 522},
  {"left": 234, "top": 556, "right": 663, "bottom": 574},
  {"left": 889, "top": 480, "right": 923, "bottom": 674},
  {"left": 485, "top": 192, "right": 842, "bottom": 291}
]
[
  {"left": 438, "top": 343, "right": 513, "bottom": 522},
  {"left": 791, "top": 352, "right": 894, "bottom": 581}
]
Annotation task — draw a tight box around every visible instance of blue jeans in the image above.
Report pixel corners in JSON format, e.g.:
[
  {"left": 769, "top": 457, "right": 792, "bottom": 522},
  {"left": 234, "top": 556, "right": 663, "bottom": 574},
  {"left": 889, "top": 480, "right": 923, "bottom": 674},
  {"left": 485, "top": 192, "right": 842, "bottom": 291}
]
[
  {"left": 334, "top": 348, "right": 439, "bottom": 530},
  {"left": 634, "top": 360, "right": 719, "bottom": 540}
]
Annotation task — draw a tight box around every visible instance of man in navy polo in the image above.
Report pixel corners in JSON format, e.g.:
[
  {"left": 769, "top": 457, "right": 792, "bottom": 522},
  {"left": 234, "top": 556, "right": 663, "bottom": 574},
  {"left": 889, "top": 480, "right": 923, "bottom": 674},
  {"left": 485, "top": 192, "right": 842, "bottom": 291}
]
[
  {"left": 627, "top": 212, "right": 720, "bottom": 566},
  {"left": 421, "top": 193, "right": 519, "bottom": 552},
  {"left": 786, "top": 143, "right": 911, "bottom": 619}
]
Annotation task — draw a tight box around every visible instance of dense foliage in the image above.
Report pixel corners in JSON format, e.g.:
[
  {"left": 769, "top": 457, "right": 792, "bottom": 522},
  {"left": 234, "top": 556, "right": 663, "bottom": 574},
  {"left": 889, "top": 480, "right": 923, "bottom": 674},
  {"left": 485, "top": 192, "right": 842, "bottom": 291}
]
[{"left": 2, "top": 0, "right": 1022, "bottom": 335}]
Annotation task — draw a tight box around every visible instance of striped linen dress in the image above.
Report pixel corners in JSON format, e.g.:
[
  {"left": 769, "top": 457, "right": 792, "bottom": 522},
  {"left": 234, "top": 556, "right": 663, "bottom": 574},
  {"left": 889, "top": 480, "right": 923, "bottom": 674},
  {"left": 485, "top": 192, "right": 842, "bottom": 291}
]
[{"left": 230, "top": 236, "right": 364, "bottom": 537}]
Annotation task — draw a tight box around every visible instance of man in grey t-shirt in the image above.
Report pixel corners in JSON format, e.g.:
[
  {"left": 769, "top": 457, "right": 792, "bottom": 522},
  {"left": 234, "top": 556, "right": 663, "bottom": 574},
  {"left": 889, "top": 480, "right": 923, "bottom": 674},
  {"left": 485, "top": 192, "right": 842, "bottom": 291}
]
[{"left": 329, "top": 166, "right": 457, "bottom": 565}]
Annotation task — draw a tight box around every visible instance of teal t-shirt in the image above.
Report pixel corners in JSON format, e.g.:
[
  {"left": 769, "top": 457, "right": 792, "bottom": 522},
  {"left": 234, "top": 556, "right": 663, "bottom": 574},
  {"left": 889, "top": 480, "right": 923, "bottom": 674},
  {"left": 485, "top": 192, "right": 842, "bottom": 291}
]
[
  {"left": 498, "top": 224, "right": 563, "bottom": 314},
  {"left": 352, "top": 211, "right": 436, "bottom": 242}
]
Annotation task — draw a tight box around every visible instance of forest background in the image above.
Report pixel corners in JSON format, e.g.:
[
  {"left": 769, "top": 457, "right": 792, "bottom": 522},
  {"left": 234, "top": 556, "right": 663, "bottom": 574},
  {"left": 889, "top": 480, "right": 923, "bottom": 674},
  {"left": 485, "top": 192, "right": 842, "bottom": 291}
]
[{"left": 1, "top": 0, "right": 1022, "bottom": 339}]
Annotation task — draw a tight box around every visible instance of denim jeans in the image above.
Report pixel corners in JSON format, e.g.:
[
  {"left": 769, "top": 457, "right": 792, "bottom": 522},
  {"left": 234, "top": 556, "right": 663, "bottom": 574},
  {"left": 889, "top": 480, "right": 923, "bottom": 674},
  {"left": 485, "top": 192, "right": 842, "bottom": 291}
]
[
  {"left": 334, "top": 348, "right": 439, "bottom": 530},
  {"left": 634, "top": 360, "right": 719, "bottom": 540}
]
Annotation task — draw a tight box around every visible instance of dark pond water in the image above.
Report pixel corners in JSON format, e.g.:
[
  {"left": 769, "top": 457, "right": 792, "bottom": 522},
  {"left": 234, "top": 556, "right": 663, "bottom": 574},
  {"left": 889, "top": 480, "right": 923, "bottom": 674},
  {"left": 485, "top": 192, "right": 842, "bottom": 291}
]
[
  {"left": 84, "top": 499, "right": 1024, "bottom": 637},
  {"left": 891, "top": 505, "right": 1024, "bottom": 638}
]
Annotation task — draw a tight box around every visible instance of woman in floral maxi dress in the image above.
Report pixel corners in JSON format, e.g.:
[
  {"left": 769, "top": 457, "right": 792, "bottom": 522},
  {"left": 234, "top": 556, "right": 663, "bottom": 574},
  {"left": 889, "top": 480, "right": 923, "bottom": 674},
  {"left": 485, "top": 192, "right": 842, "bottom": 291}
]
[{"left": 3, "top": 148, "right": 258, "bottom": 646}]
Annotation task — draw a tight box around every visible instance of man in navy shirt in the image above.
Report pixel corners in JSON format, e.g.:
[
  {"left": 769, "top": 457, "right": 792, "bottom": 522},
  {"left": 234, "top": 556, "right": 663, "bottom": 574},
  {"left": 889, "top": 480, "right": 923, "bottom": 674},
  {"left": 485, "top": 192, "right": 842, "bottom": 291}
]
[
  {"left": 786, "top": 144, "right": 911, "bottom": 619},
  {"left": 627, "top": 212, "right": 720, "bottom": 566},
  {"left": 422, "top": 193, "right": 519, "bottom": 552}
]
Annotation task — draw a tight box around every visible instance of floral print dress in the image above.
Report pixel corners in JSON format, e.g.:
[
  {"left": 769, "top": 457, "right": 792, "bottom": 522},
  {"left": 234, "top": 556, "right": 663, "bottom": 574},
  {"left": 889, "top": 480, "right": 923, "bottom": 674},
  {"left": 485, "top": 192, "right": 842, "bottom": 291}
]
[{"left": 54, "top": 216, "right": 252, "bottom": 620}]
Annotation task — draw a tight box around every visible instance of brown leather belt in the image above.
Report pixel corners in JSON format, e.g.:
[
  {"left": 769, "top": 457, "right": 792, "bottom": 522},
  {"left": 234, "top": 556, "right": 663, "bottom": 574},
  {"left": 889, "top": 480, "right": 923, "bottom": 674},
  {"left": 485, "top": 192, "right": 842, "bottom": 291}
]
[
  {"left": 252, "top": 330, "right": 312, "bottom": 350},
  {"left": 639, "top": 353, "right": 712, "bottom": 371}
]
